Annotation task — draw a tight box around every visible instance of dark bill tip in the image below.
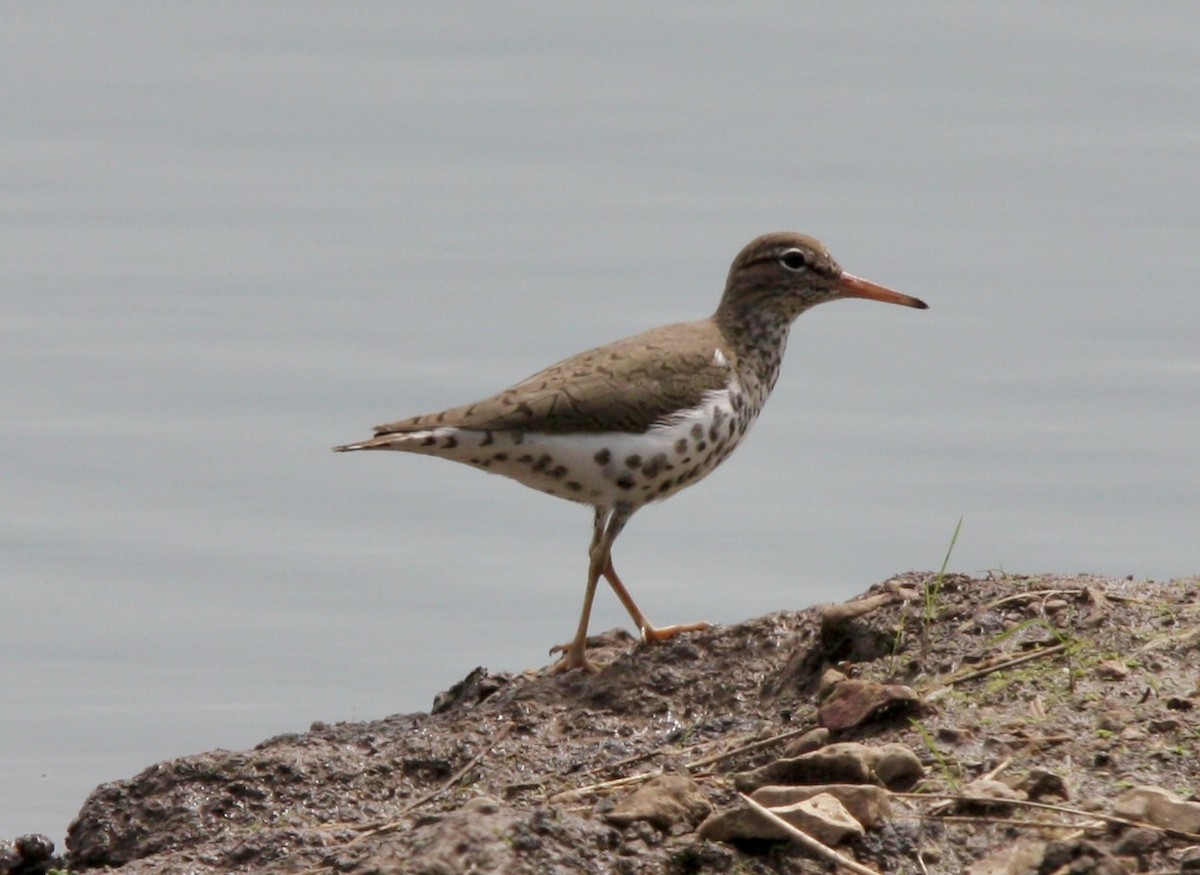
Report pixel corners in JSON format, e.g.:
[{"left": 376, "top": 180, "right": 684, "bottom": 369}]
[{"left": 838, "top": 272, "right": 928, "bottom": 310}]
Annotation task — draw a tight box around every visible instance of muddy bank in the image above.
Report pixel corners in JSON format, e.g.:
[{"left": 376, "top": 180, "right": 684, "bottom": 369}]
[{"left": 5, "top": 572, "right": 1200, "bottom": 874}]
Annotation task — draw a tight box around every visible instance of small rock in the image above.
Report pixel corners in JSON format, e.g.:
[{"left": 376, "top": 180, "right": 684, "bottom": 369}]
[
  {"left": 773, "top": 793, "right": 865, "bottom": 845},
  {"left": 1148, "top": 717, "right": 1182, "bottom": 733},
  {"left": 1006, "top": 769, "right": 1069, "bottom": 802},
  {"left": 13, "top": 836, "right": 53, "bottom": 864},
  {"left": 697, "top": 792, "right": 864, "bottom": 846},
  {"left": 1112, "top": 786, "right": 1200, "bottom": 834},
  {"left": 817, "top": 679, "right": 924, "bottom": 731},
  {"left": 431, "top": 667, "right": 509, "bottom": 713},
  {"left": 937, "top": 725, "right": 972, "bottom": 743},
  {"left": 0, "top": 834, "right": 59, "bottom": 875},
  {"left": 461, "top": 795, "right": 501, "bottom": 815},
  {"left": 667, "top": 842, "right": 736, "bottom": 872},
  {"left": 1110, "top": 827, "right": 1158, "bottom": 857},
  {"left": 0, "top": 843, "right": 19, "bottom": 875},
  {"left": 1079, "top": 586, "right": 1111, "bottom": 628},
  {"left": 1042, "top": 598, "right": 1070, "bottom": 615},
  {"left": 603, "top": 775, "right": 711, "bottom": 832},
  {"left": 782, "top": 726, "right": 829, "bottom": 757},
  {"left": 733, "top": 742, "right": 924, "bottom": 793},
  {"left": 1038, "top": 838, "right": 1128, "bottom": 875},
  {"left": 818, "top": 668, "right": 849, "bottom": 695},
  {"left": 1097, "top": 708, "right": 1132, "bottom": 732},
  {"left": 750, "top": 784, "right": 891, "bottom": 829},
  {"left": 696, "top": 807, "right": 764, "bottom": 843},
  {"left": 955, "top": 779, "right": 1025, "bottom": 814},
  {"left": 966, "top": 838, "right": 1046, "bottom": 875},
  {"left": 1095, "top": 660, "right": 1129, "bottom": 680}
]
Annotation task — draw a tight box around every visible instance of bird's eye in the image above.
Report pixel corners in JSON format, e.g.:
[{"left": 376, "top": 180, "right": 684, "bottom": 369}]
[{"left": 779, "top": 249, "right": 809, "bottom": 272}]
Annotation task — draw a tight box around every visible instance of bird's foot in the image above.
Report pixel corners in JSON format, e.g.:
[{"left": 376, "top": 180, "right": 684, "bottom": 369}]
[
  {"left": 547, "top": 643, "right": 600, "bottom": 672},
  {"left": 547, "top": 642, "right": 600, "bottom": 674},
  {"left": 640, "top": 620, "right": 711, "bottom": 643}
]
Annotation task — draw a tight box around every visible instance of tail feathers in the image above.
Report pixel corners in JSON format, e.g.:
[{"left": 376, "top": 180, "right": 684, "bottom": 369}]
[{"left": 332, "top": 434, "right": 405, "bottom": 452}]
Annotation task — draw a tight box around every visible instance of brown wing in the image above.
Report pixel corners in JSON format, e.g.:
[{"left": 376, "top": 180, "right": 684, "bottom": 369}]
[{"left": 371, "top": 319, "right": 734, "bottom": 436}]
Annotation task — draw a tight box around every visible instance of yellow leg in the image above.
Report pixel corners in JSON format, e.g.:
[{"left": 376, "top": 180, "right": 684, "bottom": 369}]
[
  {"left": 551, "top": 504, "right": 708, "bottom": 672},
  {"left": 601, "top": 554, "right": 710, "bottom": 642},
  {"left": 550, "top": 507, "right": 613, "bottom": 672}
]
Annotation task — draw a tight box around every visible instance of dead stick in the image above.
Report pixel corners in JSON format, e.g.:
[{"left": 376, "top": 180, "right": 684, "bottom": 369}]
[
  {"left": 547, "top": 771, "right": 654, "bottom": 802},
  {"left": 687, "top": 724, "right": 816, "bottom": 770},
  {"left": 942, "top": 643, "right": 1066, "bottom": 686},
  {"left": 892, "top": 792, "right": 1200, "bottom": 842},
  {"left": 935, "top": 814, "right": 1097, "bottom": 832},
  {"left": 550, "top": 724, "right": 816, "bottom": 801}
]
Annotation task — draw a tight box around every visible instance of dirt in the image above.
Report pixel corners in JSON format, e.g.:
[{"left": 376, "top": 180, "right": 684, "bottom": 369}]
[{"left": 5, "top": 572, "right": 1200, "bottom": 874}]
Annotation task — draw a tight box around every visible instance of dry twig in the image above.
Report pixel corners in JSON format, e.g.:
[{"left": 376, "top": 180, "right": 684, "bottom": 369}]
[
  {"left": 894, "top": 791, "right": 1200, "bottom": 842},
  {"left": 547, "top": 722, "right": 817, "bottom": 802},
  {"left": 937, "top": 643, "right": 1066, "bottom": 687}
]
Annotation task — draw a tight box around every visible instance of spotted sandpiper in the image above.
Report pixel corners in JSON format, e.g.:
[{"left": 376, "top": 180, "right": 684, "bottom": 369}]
[{"left": 335, "top": 232, "right": 927, "bottom": 671}]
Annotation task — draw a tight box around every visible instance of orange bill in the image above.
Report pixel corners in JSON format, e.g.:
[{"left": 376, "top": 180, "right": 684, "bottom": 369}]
[{"left": 837, "top": 273, "right": 928, "bottom": 309}]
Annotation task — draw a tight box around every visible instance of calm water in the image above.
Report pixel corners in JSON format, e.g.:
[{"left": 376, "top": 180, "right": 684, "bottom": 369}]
[{"left": 4, "top": 4, "right": 1198, "bottom": 843}]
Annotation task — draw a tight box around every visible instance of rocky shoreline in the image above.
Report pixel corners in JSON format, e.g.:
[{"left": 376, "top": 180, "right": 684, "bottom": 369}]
[{"left": 4, "top": 572, "right": 1199, "bottom": 874}]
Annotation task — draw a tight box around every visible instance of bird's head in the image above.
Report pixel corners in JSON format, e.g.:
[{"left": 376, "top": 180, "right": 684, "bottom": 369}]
[{"left": 716, "top": 232, "right": 927, "bottom": 329}]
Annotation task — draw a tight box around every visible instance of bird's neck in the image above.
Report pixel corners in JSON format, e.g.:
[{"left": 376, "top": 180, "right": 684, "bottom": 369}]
[{"left": 716, "top": 309, "right": 794, "bottom": 402}]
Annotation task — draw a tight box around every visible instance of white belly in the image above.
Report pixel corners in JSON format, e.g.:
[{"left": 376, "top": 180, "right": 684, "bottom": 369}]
[{"left": 379, "top": 389, "right": 758, "bottom": 509}]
